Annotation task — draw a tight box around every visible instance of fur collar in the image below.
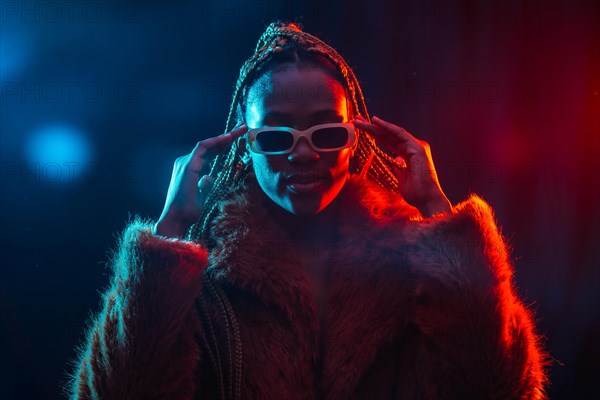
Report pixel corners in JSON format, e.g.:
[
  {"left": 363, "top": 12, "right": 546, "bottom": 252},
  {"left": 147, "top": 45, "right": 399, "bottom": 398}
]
[
  {"left": 187, "top": 172, "right": 539, "bottom": 398},
  {"left": 205, "top": 172, "right": 422, "bottom": 307},
  {"left": 204, "top": 173, "right": 429, "bottom": 397}
]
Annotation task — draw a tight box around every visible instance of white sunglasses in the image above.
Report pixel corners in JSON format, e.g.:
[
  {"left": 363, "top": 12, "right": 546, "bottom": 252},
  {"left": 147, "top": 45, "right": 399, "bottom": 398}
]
[{"left": 247, "top": 123, "right": 356, "bottom": 155}]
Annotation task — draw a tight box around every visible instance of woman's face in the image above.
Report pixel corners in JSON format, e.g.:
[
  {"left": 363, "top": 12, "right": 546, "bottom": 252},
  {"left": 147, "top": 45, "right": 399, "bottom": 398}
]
[{"left": 244, "top": 66, "right": 354, "bottom": 216}]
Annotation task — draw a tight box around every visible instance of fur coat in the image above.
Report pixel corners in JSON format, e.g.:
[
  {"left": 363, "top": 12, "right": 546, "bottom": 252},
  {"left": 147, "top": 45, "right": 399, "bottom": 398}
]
[{"left": 67, "top": 173, "right": 548, "bottom": 399}]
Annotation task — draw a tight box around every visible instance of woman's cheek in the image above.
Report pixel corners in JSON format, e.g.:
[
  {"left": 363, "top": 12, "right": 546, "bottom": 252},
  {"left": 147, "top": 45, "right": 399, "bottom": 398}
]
[{"left": 252, "top": 156, "right": 282, "bottom": 196}]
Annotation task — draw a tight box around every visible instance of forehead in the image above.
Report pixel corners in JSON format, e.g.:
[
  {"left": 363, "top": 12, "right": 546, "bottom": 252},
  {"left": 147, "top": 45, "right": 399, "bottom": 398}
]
[{"left": 246, "top": 67, "right": 347, "bottom": 113}]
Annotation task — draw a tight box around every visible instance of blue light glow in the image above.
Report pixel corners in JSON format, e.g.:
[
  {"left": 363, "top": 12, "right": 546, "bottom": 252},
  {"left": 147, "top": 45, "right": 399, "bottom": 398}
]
[{"left": 25, "top": 125, "right": 93, "bottom": 184}]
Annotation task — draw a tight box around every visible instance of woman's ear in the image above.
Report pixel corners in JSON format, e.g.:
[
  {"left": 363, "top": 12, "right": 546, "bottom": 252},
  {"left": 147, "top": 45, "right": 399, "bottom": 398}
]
[
  {"left": 350, "top": 133, "right": 359, "bottom": 156},
  {"left": 237, "top": 136, "right": 252, "bottom": 165}
]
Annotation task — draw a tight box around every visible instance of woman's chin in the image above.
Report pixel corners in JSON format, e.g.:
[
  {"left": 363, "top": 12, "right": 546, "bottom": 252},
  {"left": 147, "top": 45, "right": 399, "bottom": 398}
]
[
  {"left": 286, "top": 196, "right": 336, "bottom": 217},
  {"left": 261, "top": 183, "right": 342, "bottom": 217}
]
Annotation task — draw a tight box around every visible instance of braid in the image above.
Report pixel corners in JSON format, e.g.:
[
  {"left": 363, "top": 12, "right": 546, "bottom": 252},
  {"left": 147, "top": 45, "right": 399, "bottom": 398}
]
[{"left": 187, "top": 21, "right": 404, "bottom": 245}]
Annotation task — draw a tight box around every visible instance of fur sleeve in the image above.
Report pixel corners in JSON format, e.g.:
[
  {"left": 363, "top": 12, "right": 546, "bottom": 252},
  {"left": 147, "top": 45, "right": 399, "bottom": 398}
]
[
  {"left": 407, "top": 194, "right": 549, "bottom": 399},
  {"left": 66, "top": 216, "right": 209, "bottom": 400}
]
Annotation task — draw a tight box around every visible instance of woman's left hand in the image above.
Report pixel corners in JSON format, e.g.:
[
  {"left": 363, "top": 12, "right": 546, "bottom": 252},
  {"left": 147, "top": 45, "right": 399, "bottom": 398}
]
[{"left": 354, "top": 115, "right": 452, "bottom": 217}]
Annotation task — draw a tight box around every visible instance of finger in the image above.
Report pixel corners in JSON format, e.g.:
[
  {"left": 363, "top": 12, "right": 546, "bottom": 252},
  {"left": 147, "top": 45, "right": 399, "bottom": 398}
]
[
  {"left": 371, "top": 116, "right": 418, "bottom": 144},
  {"left": 227, "top": 123, "right": 249, "bottom": 139},
  {"left": 354, "top": 118, "right": 401, "bottom": 150},
  {"left": 193, "top": 124, "right": 248, "bottom": 160},
  {"left": 355, "top": 118, "right": 422, "bottom": 169},
  {"left": 202, "top": 124, "right": 248, "bottom": 151},
  {"left": 183, "top": 131, "right": 244, "bottom": 175},
  {"left": 364, "top": 116, "right": 426, "bottom": 155},
  {"left": 354, "top": 120, "right": 408, "bottom": 165}
]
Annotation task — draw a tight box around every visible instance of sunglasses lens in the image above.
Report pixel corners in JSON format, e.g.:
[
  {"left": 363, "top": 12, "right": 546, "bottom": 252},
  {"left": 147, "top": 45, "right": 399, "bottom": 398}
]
[
  {"left": 312, "top": 127, "right": 349, "bottom": 149},
  {"left": 255, "top": 130, "right": 294, "bottom": 152}
]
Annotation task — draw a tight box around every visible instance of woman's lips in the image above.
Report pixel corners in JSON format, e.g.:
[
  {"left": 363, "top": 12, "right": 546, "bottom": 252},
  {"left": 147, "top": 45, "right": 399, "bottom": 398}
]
[{"left": 285, "top": 179, "right": 326, "bottom": 193}]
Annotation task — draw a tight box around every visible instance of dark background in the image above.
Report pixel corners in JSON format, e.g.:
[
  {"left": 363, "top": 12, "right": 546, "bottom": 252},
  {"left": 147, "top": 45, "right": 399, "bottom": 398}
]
[{"left": 1, "top": 1, "right": 598, "bottom": 398}]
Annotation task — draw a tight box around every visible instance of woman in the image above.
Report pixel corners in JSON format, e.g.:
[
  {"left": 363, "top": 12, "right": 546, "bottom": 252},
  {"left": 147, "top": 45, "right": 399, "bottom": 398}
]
[{"left": 67, "top": 21, "right": 548, "bottom": 399}]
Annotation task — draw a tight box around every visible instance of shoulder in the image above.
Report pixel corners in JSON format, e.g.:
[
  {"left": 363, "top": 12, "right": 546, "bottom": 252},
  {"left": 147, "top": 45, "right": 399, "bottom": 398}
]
[
  {"left": 343, "top": 174, "right": 506, "bottom": 242},
  {"left": 340, "top": 175, "right": 512, "bottom": 275}
]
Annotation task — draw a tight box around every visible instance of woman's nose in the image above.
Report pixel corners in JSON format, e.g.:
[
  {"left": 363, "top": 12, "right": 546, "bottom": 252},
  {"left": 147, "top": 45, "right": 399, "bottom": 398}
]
[{"left": 287, "top": 137, "right": 319, "bottom": 163}]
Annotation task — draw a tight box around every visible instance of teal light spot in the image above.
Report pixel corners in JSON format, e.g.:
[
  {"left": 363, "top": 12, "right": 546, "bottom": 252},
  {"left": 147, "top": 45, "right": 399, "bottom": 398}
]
[{"left": 25, "top": 125, "right": 92, "bottom": 184}]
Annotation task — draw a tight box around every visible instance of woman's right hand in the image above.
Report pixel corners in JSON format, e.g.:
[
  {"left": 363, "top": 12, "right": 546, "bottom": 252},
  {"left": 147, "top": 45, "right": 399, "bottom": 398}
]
[{"left": 153, "top": 123, "right": 248, "bottom": 239}]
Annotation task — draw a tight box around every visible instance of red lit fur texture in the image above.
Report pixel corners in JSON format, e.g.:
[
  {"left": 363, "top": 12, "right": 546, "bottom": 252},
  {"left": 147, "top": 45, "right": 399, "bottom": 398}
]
[{"left": 67, "top": 174, "right": 549, "bottom": 399}]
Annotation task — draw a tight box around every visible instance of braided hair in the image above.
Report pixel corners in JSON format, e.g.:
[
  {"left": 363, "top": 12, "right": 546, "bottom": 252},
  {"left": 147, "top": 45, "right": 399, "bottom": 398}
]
[{"left": 187, "top": 21, "right": 403, "bottom": 245}]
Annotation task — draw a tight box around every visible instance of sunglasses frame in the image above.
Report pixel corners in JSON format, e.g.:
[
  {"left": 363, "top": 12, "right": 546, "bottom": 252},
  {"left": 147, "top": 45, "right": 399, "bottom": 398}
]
[{"left": 246, "top": 122, "right": 356, "bottom": 155}]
